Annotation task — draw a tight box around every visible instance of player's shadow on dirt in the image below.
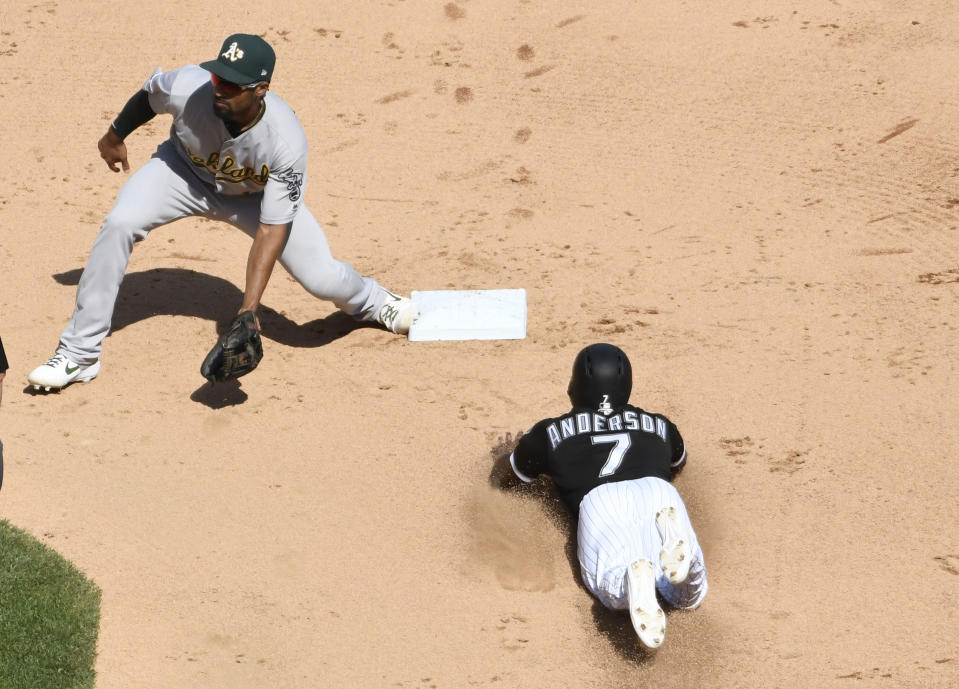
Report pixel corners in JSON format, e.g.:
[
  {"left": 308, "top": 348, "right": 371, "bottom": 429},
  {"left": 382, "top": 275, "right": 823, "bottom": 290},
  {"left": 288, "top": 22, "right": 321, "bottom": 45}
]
[
  {"left": 54, "top": 268, "right": 375, "bottom": 348},
  {"left": 487, "top": 440, "right": 655, "bottom": 665}
]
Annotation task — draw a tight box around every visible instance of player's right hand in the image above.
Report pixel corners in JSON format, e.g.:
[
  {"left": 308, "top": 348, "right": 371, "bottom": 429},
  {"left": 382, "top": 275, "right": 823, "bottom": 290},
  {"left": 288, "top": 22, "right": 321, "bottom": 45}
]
[{"left": 98, "top": 128, "right": 130, "bottom": 173}]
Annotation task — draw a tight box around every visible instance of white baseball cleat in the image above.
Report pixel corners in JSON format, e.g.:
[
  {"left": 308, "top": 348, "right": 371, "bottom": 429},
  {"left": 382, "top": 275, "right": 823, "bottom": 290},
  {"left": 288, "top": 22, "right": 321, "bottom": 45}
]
[
  {"left": 27, "top": 354, "right": 100, "bottom": 391},
  {"left": 376, "top": 291, "right": 417, "bottom": 335},
  {"left": 627, "top": 558, "right": 665, "bottom": 649},
  {"left": 656, "top": 506, "right": 692, "bottom": 585}
]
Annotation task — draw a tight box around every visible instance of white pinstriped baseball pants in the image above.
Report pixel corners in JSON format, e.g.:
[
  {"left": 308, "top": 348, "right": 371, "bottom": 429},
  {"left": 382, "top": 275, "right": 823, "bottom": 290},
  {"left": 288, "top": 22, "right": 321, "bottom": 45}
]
[
  {"left": 577, "top": 477, "right": 708, "bottom": 610},
  {"left": 57, "top": 140, "right": 388, "bottom": 365}
]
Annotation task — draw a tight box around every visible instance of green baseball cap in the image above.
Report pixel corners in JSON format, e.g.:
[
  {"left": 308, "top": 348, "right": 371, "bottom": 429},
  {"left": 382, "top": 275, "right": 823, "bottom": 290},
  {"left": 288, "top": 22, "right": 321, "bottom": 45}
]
[{"left": 200, "top": 33, "right": 275, "bottom": 85}]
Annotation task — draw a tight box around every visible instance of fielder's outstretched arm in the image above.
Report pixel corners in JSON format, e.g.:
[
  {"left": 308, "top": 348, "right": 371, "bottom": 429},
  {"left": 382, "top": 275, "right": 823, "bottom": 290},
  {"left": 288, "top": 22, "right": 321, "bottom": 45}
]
[{"left": 238, "top": 222, "right": 289, "bottom": 327}]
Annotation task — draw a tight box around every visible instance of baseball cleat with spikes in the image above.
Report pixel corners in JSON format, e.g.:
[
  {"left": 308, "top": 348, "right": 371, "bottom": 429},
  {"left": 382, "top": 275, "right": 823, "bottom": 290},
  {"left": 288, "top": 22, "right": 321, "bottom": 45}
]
[
  {"left": 656, "top": 506, "right": 692, "bottom": 585},
  {"left": 27, "top": 354, "right": 100, "bottom": 391},
  {"left": 626, "top": 558, "right": 666, "bottom": 649}
]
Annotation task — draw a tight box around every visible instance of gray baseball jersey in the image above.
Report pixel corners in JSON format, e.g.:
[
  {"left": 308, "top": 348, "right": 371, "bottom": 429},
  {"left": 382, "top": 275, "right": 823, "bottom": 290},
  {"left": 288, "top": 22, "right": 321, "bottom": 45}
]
[{"left": 143, "top": 64, "right": 306, "bottom": 225}]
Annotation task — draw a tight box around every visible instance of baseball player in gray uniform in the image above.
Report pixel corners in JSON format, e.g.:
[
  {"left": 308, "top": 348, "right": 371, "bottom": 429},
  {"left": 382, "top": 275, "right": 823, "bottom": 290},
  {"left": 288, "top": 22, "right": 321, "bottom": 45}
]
[
  {"left": 28, "top": 33, "right": 416, "bottom": 391},
  {"left": 492, "top": 343, "right": 707, "bottom": 649}
]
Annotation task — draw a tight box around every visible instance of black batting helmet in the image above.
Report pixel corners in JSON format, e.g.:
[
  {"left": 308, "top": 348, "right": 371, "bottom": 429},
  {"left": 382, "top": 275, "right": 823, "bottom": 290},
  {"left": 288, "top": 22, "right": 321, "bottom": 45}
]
[{"left": 567, "top": 343, "right": 632, "bottom": 413}]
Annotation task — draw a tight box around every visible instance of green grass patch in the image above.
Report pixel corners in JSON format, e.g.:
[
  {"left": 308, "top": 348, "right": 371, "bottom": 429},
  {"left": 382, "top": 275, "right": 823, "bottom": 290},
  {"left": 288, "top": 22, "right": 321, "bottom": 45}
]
[{"left": 0, "top": 520, "right": 101, "bottom": 689}]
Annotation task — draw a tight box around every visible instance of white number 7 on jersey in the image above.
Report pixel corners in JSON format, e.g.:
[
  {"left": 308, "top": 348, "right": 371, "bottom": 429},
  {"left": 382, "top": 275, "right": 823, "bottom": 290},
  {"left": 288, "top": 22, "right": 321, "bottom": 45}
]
[{"left": 591, "top": 433, "right": 632, "bottom": 477}]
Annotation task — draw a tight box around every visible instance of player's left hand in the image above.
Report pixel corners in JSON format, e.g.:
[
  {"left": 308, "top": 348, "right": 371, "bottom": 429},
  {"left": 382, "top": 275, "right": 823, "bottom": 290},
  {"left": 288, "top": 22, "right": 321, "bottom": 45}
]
[
  {"left": 200, "top": 311, "right": 264, "bottom": 383},
  {"left": 238, "top": 308, "right": 262, "bottom": 331}
]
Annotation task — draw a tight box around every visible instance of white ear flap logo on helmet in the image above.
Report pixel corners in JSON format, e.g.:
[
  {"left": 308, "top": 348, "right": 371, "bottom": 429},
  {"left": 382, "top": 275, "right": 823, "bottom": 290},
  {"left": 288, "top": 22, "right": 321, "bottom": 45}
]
[{"left": 599, "top": 394, "right": 613, "bottom": 416}]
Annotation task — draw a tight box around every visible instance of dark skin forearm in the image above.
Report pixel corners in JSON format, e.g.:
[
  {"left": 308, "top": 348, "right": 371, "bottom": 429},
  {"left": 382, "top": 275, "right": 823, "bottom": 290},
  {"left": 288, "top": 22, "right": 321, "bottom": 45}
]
[
  {"left": 240, "top": 222, "right": 289, "bottom": 325},
  {"left": 99, "top": 89, "right": 155, "bottom": 172}
]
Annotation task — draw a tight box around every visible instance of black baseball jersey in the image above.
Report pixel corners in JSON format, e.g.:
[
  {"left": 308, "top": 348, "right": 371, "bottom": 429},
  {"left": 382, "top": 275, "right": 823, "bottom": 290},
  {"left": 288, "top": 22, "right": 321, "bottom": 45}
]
[{"left": 510, "top": 404, "right": 686, "bottom": 514}]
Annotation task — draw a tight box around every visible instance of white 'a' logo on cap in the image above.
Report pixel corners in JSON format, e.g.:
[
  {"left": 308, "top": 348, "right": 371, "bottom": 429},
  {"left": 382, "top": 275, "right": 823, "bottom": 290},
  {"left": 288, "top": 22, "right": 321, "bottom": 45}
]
[{"left": 222, "top": 42, "right": 244, "bottom": 62}]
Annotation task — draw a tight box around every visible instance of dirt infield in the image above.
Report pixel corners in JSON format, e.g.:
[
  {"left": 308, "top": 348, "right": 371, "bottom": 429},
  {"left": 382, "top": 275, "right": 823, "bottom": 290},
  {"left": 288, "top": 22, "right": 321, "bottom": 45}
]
[{"left": 1, "top": 1, "right": 957, "bottom": 687}]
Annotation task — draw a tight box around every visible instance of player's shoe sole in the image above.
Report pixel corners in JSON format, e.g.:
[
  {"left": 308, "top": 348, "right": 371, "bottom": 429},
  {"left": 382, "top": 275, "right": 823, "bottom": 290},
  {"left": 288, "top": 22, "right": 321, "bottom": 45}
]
[
  {"left": 656, "top": 506, "right": 691, "bottom": 585},
  {"left": 27, "top": 355, "right": 100, "bottom": 391},
  {"left": 626, "top": 558, "right": 665, "bottom": 649}
]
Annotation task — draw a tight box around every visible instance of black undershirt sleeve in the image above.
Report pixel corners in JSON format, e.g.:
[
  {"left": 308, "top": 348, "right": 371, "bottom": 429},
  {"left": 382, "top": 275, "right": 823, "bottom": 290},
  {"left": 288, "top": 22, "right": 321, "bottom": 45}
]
[{"left": 110, "top": 89, "right": 156, "bottom": 140}]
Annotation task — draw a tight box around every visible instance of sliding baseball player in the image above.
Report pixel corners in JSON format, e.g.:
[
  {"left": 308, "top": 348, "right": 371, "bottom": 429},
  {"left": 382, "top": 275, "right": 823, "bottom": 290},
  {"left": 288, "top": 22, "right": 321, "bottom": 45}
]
[{"left": 493, "top": 343, "right": 708, "bottom": 649}]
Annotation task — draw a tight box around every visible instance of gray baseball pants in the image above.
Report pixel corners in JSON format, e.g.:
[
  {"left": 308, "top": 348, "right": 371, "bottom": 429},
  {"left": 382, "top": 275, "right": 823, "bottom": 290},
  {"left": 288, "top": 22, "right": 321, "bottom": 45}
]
[{"left": 58, "top": 140, "right": 387, "bottom": 365}]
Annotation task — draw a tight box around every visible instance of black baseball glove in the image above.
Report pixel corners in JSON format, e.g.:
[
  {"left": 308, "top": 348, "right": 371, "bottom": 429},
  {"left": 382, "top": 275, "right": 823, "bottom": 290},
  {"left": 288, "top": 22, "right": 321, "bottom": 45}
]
[{"left": 201, "top": 311, "right": 264, "bottom": 383}]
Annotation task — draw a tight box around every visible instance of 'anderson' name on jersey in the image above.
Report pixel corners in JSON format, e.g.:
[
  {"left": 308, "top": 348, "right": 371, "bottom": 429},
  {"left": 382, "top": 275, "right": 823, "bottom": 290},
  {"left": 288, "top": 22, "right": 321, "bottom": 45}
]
[{"left": 510, "top": 404, "right": 687, "bottom": 513}]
